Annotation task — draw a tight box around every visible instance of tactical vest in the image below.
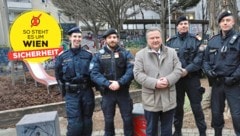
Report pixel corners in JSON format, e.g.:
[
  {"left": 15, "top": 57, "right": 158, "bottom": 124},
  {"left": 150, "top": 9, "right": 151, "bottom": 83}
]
[{"left": 99, "top": 48, "right": 126, "bottom": 80}]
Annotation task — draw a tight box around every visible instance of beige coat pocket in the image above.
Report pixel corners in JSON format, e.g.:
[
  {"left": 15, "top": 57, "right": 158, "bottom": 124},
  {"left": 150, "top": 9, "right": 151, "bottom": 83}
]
[{"left": 142, "top": 91, "right": 155, "bottom": 106}]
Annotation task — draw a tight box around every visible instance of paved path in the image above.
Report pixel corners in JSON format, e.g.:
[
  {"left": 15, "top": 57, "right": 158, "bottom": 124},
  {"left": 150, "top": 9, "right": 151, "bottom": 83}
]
[
  {"left": 0, "top": 116, "right": 235, "bottom": 136},
  {"left": 0, "top": 127, "right": 235, "bottom": 136},
  {"left": 92, "top": 128, "right": 235, "bottom": 136}
]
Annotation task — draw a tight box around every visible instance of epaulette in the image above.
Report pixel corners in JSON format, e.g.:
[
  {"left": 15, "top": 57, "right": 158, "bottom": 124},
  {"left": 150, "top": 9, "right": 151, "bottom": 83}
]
[
  {"left": 189, "top": 33, "right": 201, "bottom": 40},
  {"left": 166, "top": 35, "right": 177, "bottom": 42},
  {"left": 57, "top": 50, "right": 69, "bottom": 57},
  {"left": 82, "top": 48, "right": 93, "bottom": 55},
  {"left": 189, "top": 33, "right": 196, "bottom": 37},
  {"left": 98, "top": 49, "right": 105, "bottom": 54},
  {"left": 229, "top": 33, "right": 240, "bottom": 44},
  {"left": 208, "top": 34, "right": 220, "bottom": 41}
]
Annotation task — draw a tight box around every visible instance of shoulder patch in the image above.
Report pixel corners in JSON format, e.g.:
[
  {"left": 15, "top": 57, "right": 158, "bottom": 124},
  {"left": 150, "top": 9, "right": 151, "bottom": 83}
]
[
  {"left": 195, "top": 35, "right": 202, "bottom": 41},
  {"left": 99, "top": 49, "right": 105, "bottom": 54}
]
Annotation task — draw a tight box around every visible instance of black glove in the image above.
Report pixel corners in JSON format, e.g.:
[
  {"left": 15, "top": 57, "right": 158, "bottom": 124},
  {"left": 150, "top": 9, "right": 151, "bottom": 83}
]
[
  {"left": 206, "top": 70, "right": 217, "bottom": 78},
  {"left": 224, "top": 77, "right": 236, "bottom": 86}
]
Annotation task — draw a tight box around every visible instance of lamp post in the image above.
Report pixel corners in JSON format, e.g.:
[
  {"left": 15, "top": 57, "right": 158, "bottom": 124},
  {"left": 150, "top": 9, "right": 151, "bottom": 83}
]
[
  {"left": 0, "top": 0, "right": 10, "bottom": 46},
  {"left": 58, "top": 12, "right": 61, "bottom": 23},
  {"left": 168, "top": 0, "right": 171, "bottom": 37}
]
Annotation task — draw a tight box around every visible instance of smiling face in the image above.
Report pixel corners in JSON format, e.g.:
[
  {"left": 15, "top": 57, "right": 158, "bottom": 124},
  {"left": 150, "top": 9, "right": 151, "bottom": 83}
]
[
  {"left": 177, "top": 20, "right": 189, "bottom": 34},
  {"left": 146, "top": 30, "right": 162, "bottom": 51},
  {"left": 219, "top": 16, "right": 235, "bottom": 32},
  {"left": 69, "top": 33, "right": 82, "bottom": 48}
]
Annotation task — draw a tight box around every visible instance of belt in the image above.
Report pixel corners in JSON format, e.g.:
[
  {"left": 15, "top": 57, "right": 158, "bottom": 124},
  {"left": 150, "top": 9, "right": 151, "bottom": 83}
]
[{"left": 65, "top": 82, "right": 89, "bottom": 93}]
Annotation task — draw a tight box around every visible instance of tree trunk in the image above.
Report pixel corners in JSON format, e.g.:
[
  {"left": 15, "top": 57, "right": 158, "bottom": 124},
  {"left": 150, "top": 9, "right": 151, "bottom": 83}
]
[
  {"left": 208, "top": 0, "right": 220, "bottom": 37},
  {"left": 160, "top": 0, "right": 167, "bottom": 43}
]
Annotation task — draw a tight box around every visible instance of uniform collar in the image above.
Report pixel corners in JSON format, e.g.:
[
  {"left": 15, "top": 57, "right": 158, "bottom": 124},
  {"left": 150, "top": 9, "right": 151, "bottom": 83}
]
[
  {"left": 104, "top": 45, "right": 120, "bottom": 53},
  {"left": 177, "top": 32, "right": 189, "bottom": 40},
  {"left": 70, "top": 47, "right": 81, "bottom": 54},
  {"left": 220, "top": 29, "right": 235, "bottom": 39}
]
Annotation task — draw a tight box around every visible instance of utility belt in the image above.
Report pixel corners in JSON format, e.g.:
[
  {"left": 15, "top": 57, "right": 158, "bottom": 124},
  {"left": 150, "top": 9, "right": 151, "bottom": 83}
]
[
  {"left": 211, "top": 77, "right": 240, "bottom": 86},
  {"left": 65, "top": 82, "right": 90, "bottom": 93}
]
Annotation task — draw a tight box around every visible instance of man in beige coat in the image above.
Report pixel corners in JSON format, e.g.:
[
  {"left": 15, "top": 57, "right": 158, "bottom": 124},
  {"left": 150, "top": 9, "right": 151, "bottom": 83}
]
[{"left": 133, "top": 27, "right": 182, "bottom": 136}]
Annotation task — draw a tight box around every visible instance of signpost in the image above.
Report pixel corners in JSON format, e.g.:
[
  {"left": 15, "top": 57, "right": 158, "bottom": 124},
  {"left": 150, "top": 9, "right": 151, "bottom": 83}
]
[
  {"left": 8, "top": 10, "right": 62, "bottom": 85},
  {"left": 8, "top": 10, "right": 62, "bottom": 63}
]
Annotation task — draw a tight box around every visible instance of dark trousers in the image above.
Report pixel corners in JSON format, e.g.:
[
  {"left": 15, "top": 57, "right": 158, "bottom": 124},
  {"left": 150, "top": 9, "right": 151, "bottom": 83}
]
[
  {"left": 64, "top": 88, "right": 95, "bottom": 136},
  {"left": 144, "top": 109, "right": 175, "bottom": 136},
  {"left": 101, "top": 91, "right": 133, "bottom": 136},
  {"left": 174, "top": 76, "right": 206, "bottom": 134},
  {"left": 211, "top": 82, "right": 240, "bottom": 136}
]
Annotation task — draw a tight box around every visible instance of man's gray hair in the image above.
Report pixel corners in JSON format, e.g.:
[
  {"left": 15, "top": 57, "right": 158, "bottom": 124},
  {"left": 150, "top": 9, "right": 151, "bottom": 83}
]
[{"left": 145, "top": 27, "right": 162, "bottom": 38}]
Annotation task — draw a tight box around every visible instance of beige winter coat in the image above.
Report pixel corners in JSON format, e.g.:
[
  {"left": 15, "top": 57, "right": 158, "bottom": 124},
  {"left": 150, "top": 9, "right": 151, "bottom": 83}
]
[{"left": 133, "top": 45, "right": 182, "bottom": 112}]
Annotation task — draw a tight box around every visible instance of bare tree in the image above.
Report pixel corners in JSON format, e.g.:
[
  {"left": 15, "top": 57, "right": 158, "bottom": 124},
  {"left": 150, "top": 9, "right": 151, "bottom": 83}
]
[
  {"left": 52, "top": 0, "right": 143, "bottom": 49},
  {"left": 52, "top": 0, "right": 104, "bottom": 34},
  {"left": 207, "top": 0, "right": 239, "bottom": 37},
  {"left": 139, "top": 0, "right": 170, "bottom": 42},
  {"left": 141, "top": 0, "right": 201, "bottom": 43},
  {"left": 52, "top": 0, "right": 143, "bottom": 31},
  {"left": 207, "top": 0, "right": 220, "bottom": 36},
  {"left": 88, "top": 0, "right": 144, "bottom": 31}
]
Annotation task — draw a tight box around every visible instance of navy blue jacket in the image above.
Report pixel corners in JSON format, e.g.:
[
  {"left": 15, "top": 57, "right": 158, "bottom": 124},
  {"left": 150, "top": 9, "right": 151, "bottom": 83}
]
[
  {"left": 55, "top": 48, "right": 92, "bottom": 83},
  {"left": 90, "top": 45, "right": 134, "bottom": 90},
  {"left": 203, "top": 29, "right": 240, "bottom": 80},
  {"left": 166, "top": 32, "right": 203, "bottom": 73}
]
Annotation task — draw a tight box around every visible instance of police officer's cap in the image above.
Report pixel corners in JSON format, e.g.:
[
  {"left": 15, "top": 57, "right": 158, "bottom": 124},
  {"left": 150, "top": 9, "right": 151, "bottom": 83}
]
[
  {"left": 218, "top": 10, "right": 233, "bottom": 23},
  {"left": 67, "top": 27, "right": 82, "bottom": 35},
  {"left": 176, "top": 16, "right": 188, "bottom": 26},
  {"left": 102, "top": 28, "right": 118, "bottom": 38}
]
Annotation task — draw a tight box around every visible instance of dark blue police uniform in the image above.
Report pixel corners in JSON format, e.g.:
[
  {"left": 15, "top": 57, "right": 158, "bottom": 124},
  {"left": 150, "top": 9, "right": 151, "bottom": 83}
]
[
  {"left": 90, "top": 45, "right": 134, "bottom": 136},
  {"left": 203, "top": 29, "right": 240, "bottom": 135},
  {"left": 166, "top": 32, "right": 206, "bottom": 135},
  {"left": 55, "top": 43, "right": 94, "bottom": 135}
]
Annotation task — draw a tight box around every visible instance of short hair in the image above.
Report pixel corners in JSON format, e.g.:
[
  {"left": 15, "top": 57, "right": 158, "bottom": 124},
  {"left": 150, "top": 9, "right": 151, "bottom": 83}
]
[{"left": 146, "top": 27, "right": 162, "bottom": 39}]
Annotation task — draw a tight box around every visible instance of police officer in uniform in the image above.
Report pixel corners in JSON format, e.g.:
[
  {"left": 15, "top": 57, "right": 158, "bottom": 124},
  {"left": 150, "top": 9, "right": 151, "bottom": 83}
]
[
  {"left": 55, "top": 27, "right": 95, "bottom": 136},
  {"left": 166, "top": 16, "right": 206, "bottom": 136},
  {"left": 90, "top": 28, "right": 134, "bottom": 136},
  {"left": 203, "top": 10, "right": 240, "bottom": 136}
]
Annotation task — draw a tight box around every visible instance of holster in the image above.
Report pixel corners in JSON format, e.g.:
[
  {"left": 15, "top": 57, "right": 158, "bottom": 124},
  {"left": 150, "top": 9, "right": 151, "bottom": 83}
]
[
  {"left": 58, "top": 80, "right": 66, "bottom": 97},
  {"left": 64, "top": 82, "right": 90, "bottom": 93}
]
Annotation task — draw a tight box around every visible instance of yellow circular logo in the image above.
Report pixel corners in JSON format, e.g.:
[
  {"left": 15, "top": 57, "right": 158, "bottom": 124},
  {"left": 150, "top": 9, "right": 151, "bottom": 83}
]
[{"left": 8, "top": 10, "right": 62, "bottom": 62}]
